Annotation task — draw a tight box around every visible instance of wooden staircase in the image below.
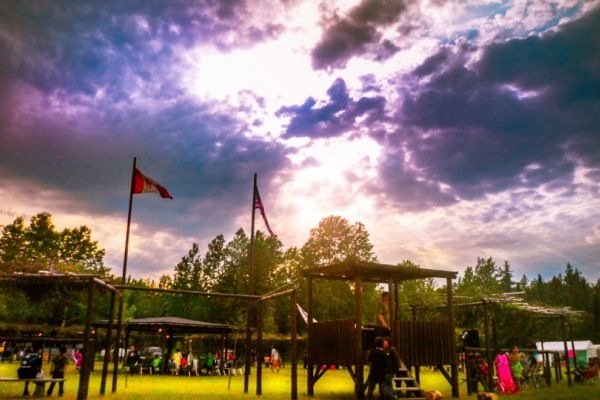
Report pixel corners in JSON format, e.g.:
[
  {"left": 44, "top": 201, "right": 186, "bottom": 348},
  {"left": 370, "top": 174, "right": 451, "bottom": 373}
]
[{"left": 393, "top": 361, "right": 426, "bottom": 399}]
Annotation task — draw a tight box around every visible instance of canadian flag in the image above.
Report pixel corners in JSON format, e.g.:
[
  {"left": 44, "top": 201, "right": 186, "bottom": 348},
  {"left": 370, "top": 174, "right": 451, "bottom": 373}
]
[{"left": 132, "top": 168, "right": 173, "bottom": 199}]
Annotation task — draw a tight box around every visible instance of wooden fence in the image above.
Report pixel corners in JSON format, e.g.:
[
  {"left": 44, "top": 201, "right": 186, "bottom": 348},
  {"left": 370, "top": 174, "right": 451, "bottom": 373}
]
[
  {"left": 395, "top": 321, "right": 453, "bottom": 366},
  {"left": 308, "top": 319, "right": 355, "bottom": 365}
]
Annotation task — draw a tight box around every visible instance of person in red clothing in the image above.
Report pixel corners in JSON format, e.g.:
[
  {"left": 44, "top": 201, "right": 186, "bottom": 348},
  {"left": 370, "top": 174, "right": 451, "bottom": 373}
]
[{"left": 73, "top": 348, "right": 83, "bottom": 373}]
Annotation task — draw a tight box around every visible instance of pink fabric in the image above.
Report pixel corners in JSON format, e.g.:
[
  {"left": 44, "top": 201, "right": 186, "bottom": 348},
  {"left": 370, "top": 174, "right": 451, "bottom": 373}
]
[{"left": 495, "top": 354, "right": 517, "bottom": 394}]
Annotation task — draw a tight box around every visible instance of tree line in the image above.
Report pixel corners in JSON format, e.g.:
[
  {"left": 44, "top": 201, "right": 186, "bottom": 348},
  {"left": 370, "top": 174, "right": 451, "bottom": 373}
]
[{"left": 0, "top": 212, "right": 598, "bottom": 348}]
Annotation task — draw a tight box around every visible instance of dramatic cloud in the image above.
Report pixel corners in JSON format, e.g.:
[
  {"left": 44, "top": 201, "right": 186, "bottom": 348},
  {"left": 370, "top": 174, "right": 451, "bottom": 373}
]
[
  {"left": 311, "top": 0, "right": 409, "bottom": 69},
  {"left": 276, "top": 78, "right": 386, "bottom": 138},
  {"left": 374, "top": 6, "right": 600, "bottom": 208},
  {"left": 2, "top": 1, "right": 599, "bottom": 280},
  {"left": 0, "top": 0, "right": 291, "bottom": 274}
]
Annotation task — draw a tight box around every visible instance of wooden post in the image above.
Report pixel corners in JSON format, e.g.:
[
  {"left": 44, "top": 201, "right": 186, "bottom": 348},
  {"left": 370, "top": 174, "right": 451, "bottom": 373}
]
[
  {"left": 114, "top": 157, "right": 137, "bottom": 393},
  {"left": 556, "top": 352, "right": 562, "bottom": 381},
  {"left": 100, "top": 291, "right": 116, "bottom": 395},
  {"left": 160, "top": 329, "right": 167, "bottom": 374},
  {"left": 256, "top": 299, "right": 263, "bottom": 395},
  {"left": 307, "top": 277, "right": 314, "bottom": 396},
  {"left": 409, "top": 305, "right": 420, "bottom": 382},
  {"left": 355, "top": 277, "right": 364, "bottom": 399},
  {"left": 388, "top": 279, "right": 396, "bottom": 337},
  {"left": 540, "top": 342, "right": 551, "bottom": 387},
  {"left": 123, "top": 329, "right": 130, "bottom": 368},
  {"left": 561, "top": 317, "right": 572, "bottom": 386},
  {"left": 244, "top": 173, "right": 258, "bottom": 394},
  {"left": 220, "top": 334, "right": 226, "bottom": 376},
  {"left": 78, "top": 279, "right": 96, "bottom": 400},
  {"left": 447, "top": 277, "right": 459, "bottom": 398},
  {"left": 568, "top": 321, "right": 577, "bottom": 370},
  {"left": 483, "top": 300, "right": 494, "bottom": 391},
  {"left": 291, "top": 289, "right": 298, "bottom": 400}
]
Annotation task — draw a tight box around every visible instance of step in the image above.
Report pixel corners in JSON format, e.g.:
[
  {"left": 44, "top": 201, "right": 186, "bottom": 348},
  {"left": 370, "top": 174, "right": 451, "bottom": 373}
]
[
  {"left": 394, "top": 387, "right": 422, "bottom": 391},
  {"left": 394, "top": 377, "right": 416, "bottom": 381}
]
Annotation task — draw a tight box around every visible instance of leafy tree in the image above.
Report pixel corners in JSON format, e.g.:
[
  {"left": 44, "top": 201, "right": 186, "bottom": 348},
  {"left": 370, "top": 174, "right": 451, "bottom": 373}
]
[
  {"left": 396, "top": 260, "right": 442, "bottom": 320},
  {"left": 498, "top": 261, "right": 514, "bottom": 292},
  {"left": 300, "top": 216, "right": 378, "bottom": 323},
  {"left": 301, "top": 216, "right": 376, "bottom": 267},
  {"left": 0, "top": 212, "right": 108, "bottom": 274},
  {"left": 0, "top": 212, "right": 111, "bottom": 331}
]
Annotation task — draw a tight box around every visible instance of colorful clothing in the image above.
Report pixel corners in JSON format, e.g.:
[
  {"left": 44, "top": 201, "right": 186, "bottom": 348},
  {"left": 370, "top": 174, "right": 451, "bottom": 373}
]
[{"left": 495, "top": 354, "right": 516, "bottom": 394}]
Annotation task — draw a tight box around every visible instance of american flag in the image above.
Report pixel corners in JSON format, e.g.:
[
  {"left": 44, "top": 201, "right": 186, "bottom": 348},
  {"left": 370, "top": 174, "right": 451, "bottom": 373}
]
[{"left": 254, "top": 186, "right": 276, "bottom": 237}]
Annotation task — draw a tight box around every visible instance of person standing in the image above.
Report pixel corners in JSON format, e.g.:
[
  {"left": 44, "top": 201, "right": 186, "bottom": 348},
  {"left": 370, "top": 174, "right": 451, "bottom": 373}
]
[
  {"left": 72, "top": 348, "right": 83, "bottom": 373},
  {"left": 20, "top": 347, "right": 42, "bottom": 396},
  {"left": 383, "top": 337, "right": 399, "bottom": 398},
  {"left": 509, "top": 346, "right": 523, "bottom": 390},
  {"left": 366, "top": 337, "right": 388, "bottom": 400},
  {"left": 375, "top": 292, "right": 391, "bottom": 338},
  {"left": 171, "top": 349, "right": 182, "bottom": 375},
  {"left": 126, "top": 345, "right": 140, "bottom": 375},
  {"left": 270, "top": 346, "right": 280, "bottom": 373},
  {"left": 47, "top": 346, "right": 68, "bottom": 397}
]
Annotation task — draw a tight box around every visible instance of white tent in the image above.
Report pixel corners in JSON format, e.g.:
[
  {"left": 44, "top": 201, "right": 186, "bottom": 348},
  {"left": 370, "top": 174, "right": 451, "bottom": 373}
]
[{"left": 536, "top": 340, "right": 597, "bottom": 364}]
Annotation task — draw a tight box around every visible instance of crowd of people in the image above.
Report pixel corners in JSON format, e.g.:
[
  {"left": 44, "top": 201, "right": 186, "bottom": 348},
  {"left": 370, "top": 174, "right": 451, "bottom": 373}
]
[{"left": 125, "top": 345, "right": 240, "bottom": 376}]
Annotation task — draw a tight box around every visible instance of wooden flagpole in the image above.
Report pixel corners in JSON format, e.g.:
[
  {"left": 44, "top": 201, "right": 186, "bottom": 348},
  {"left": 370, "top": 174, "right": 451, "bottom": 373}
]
[
  {"left": 244, "top": 173, "right": 258, "bottom": 393},
  {"left": 112, "top": 157, "right": 137, "bottom": 393}
]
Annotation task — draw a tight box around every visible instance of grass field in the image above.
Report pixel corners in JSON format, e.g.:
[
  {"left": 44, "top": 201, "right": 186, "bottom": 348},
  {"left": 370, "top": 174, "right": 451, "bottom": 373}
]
[{"left": 0, "top": 362, "right": 597, "bottom": 399}]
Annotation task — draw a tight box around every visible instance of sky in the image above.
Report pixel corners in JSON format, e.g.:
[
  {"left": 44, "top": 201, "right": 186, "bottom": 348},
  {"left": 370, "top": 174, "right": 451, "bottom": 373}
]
[{"left": 1, "top": 0, "right": 600, "bottom": 282}]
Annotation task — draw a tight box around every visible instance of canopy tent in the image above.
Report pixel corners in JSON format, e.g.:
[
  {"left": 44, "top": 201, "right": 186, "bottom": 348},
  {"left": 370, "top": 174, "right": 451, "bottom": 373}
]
[
  {"left": 537, "top": 340, "right": 598, "bottom": 365},
  {"left": 93, "top": 316, "right": 238, "bottom": 374}
]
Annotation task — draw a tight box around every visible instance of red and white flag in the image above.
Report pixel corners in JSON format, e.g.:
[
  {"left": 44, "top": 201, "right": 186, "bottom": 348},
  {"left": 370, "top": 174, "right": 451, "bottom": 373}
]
[
  {"left": 254, "top": 186, "right": 276, "bottom": 237},
  {"left": 132, "top": 168, "right": 173, "bottom": 199}
]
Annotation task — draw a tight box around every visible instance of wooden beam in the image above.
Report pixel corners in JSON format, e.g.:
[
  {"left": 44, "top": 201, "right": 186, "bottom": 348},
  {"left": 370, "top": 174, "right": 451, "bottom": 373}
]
[
  {"left": 354, "top": 277, "right": 364, "bottom": 399},
  {"left": 100, "top": 291, "right": 116, "bottom": 395},
  {"left": 77, "top": 279, "right": 95, "bottom": 400},
  {"left": 256, "top": 300, "right": 263, "bottom": 395},
  {"left": 290, "top": 289, "right": 298, "bottom": 400},
  {"left": 307, "top": 277, "right": 314, "bottom": 396},
  {"left": 561, "top": 316, "right": 572, "bottom": 387},
  {"left": 447, "top": 277, "right": 459, "bottom": 398},
  {"left": 113, "top": 284, "right": 261, "bottom": 300}
]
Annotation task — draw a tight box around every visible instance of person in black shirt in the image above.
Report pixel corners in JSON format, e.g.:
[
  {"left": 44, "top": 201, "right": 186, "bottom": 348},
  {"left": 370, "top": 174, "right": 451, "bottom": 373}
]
[
  {"left": 21, "top": 348, "right": 42, "bottom": 396},
  {"left": 47, "top": 346, "right": 68, "bottom": 397},
  {"left": 366, "top": 336, "right": 388, "bottom": 400}
]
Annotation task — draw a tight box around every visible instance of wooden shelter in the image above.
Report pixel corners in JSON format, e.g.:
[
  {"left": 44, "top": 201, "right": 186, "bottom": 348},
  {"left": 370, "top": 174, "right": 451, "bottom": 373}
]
[
  {"left": 302, "top": 261, "right": 459, "bottom": 398},
  {"left": 93, "top": 316, "right": 237, "bottom": 373},
  {"left": 0, "top": 273, "right": 117, "bottom": 400}
]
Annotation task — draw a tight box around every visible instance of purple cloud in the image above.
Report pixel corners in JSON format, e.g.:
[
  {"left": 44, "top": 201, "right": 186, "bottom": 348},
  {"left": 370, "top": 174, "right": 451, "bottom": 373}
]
[
  {"left": 311, "top": 0, "right": 408, "bottom": 69},
  {"left": 373, "top": 6, "right": 600, "bottom": 208},
  {"left": 276, "top": 78, "right": 386, "bottom": 138}
]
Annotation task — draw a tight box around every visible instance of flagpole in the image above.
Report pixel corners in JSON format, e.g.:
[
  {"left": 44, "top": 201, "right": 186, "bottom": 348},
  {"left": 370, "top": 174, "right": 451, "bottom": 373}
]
[
  {"left": 112, "top": 157, "right": 136, "bottom": 393},
  {"left": 244, "top": 173, "right": 257, "bottom": 393}
]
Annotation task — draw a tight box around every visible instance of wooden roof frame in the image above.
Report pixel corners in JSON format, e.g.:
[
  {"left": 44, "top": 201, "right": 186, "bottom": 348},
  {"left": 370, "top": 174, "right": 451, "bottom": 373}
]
[
  {"left": 0, "top": 272, "right": 117, "bottom": 400},
  {"left": 301, "top": 260, "right": 458, "bottom": 282},
  {"left": 93, "top": 316, "right": 237, "bottom": 335}
]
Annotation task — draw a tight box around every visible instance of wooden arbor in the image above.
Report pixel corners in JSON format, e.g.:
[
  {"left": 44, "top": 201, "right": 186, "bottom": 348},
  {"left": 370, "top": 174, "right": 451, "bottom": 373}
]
[
  {"left": 0, "top": 273, "right": 117, "bottom": 400},
  {"left": 302, "top": 261, "right": 459, "bottom": 399}
]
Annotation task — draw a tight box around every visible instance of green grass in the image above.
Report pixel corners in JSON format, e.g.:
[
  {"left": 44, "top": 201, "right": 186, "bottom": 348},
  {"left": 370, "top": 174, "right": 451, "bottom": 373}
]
[{"left": 0, "top": 362, "right": 597, "bottom": 399}]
